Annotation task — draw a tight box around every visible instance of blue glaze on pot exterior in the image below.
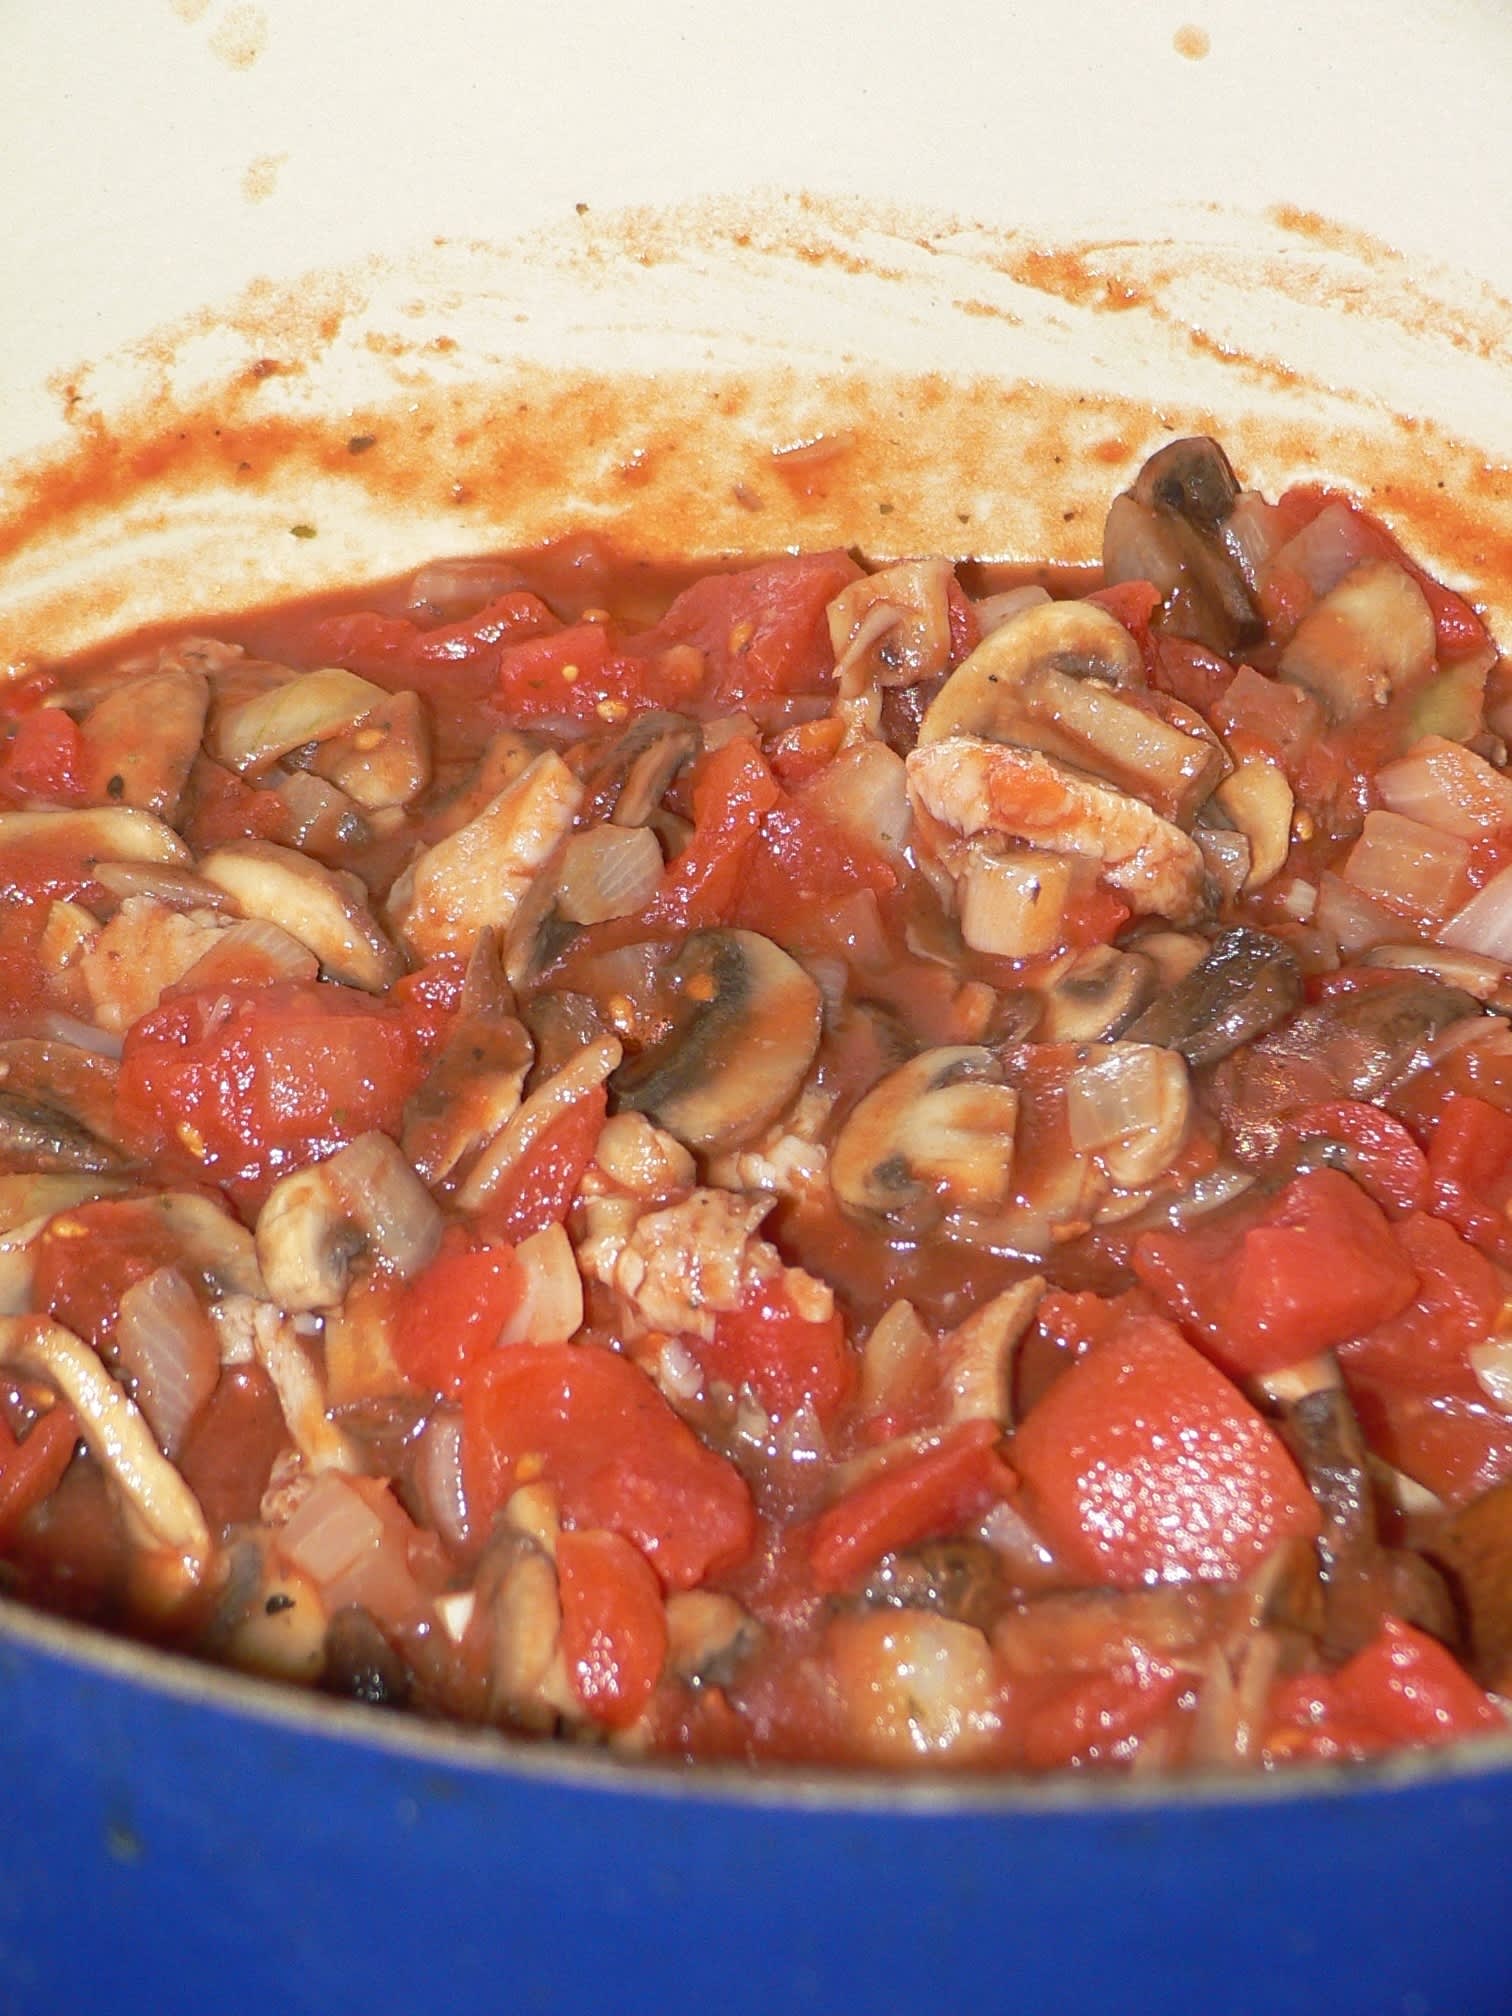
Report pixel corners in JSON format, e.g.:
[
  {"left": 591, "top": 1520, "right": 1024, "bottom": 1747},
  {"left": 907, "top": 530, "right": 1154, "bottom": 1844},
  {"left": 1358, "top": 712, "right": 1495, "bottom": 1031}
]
[{"left": 0, "top": 1604, "right": 1508, "bottom": 2016}]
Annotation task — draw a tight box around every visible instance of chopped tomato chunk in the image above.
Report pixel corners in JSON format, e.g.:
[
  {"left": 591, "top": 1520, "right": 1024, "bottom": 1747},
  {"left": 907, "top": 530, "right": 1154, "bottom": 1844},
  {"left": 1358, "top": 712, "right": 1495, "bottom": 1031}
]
[{"left": 557, "top": 1526, "right": 669, "bottom": 1729}]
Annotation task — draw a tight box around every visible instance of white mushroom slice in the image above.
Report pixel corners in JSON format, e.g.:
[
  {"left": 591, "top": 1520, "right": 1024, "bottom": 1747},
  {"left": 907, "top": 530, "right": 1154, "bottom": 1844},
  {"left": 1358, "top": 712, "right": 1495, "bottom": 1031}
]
[
  {"left": 458, "top": 1035, "right": 621, "bottom": 1213},
  {"left": 1214, "top": 754, "right": 1294, "bottom": 890},
  {"left": 1034, "top": 944, "right": 1156, "bottom": 1044},
  {"left": 93, "top": 860, "right": 242, "bottom": 914},
  {"left": 207, "top": 665, "right": 389, "bottom": 775},
  {"left": 1363, "top": 942, "right": 1512, "bottom": 1009},
  {"left": 79, "top": 666, "right": 209, "bottom": 820},
  {"left": 198, "top": 839, "right": 403, "bottom": 993},
  {"left": 0, "top": 1172, "right": 128, "bottom": 1238},
  {"left": 907, "top": 736, "right": 1207, "bottom": 923},
  {"left": 1064, "top": 1043, "right": 1192, "bottom": 1188},
  {"left": 401, "top": 1012, "right": 533, "bottom": 1188},
  {"left": 858, "top": 1300, "right": 934, "bottom": 1417},
  {"left": 611, "top": 931, "right": 822, "bottom": 1155},
  {"left": 0, "top": 806, "right": 191, "bottom": 867},
  {"left": 310, "top": 689, "right": 432, "bottom": 810},
  {"left": 256, "top": 1131, "right": 442, "bottom": 1312},
  {"left": 918, "top": 598, "right": 1143, "bottom": 747},
  {"left": 830, "top": 1046, "right": 1019, "bottom": 1231},
  {"left": 387, "top": 750, "right": 583, "bottom": 961},
  {"left": 0, "top": 1314, "right": 210, "bottom": 1573},
  {"left": 944, "top": 1276, "right": 1044, "bottom": 1426},
  {"left": 149, "top": 1192, "right": 267, "bottom": 1298},
  {"left": 1278, "top": 559, "right": 1437, "bottom": 722},
  {"left": 246, "top": 1301, "right": 359, "bottom": 1474},
  {"left": 827, "top": 558, "right": 956, "bottom": 693},
  {"left": 81, "top": 898, "right": 231, "bottom": 1033}
]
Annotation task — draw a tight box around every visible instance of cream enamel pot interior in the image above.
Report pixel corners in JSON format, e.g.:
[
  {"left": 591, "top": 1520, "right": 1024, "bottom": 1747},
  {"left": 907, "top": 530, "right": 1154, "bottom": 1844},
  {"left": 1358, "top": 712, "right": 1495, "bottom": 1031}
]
[{"left": 3, "top": 4, "right": 1512, "bottom": 2013}]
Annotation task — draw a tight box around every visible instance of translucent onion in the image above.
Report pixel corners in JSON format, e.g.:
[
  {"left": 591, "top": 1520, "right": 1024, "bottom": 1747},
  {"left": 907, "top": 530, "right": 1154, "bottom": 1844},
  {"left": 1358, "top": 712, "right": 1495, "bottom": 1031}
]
[
  {"left": 36, "top": 1012, "right": 123, "bottom": 1060},
  {"left": 279, "top": 1472, "right": 383, "bottom": 1587},
  {"left": 958, "top": 846, "right": 1072, "bottom": 958},
  {"left": 1342, "top": 810, "right": 1471, "bottom": 922},
  {"left": 1375, "top": 736, "right": 1512, "bottom": 840},
  {"left": 972, "top": 585, "right": 1052, "bottom": 637},
  {"left": 1268, "top": 499, "right": 1377, "bottom": 599},
  {"left": 1065, "top": 1044, "right": 1191, "bottom": 1186},
  {"left": 412, "top": 1410, "right": 472, "bottom": 1555},
  {"left": 405, "top": 555, "right": 527, "bottom": 618},
  {"left": 555, "top": 825, "right": 663, "bottom": 925},
  {"left": 1468, "top": 1336, "right": 1512, "bottom": 1410},
  {"left": 114, "top": 1265, "right": 220, "bottom": 1458},
  {"left": 1221, "top": 491, "right": 1285, "bottom": 587},
  {"left": 276, "top": 769, "right": 370, "bottom": 851},
  {"left": 1441, "top": 862, "right": 1512, "bottom": 962},
  {"left": 1101, "top": 493, "right": 1182, "bottom": 593},
  {"left": 175, "top": 917, "right": 321, "bottom": 993},
  {"left": 1315, "top": 869, "right": 1405, "bottom": 956},
  {"left": 799, "top": 742, "right": 911, "bottom": 860}
]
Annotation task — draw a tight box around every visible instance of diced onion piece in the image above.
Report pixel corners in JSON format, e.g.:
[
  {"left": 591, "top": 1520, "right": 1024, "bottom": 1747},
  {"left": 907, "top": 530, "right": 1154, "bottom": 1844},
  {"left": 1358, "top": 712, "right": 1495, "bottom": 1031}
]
[
  {"left": 414, "top": 1410, "right": 472, "bottom": 1555},
  {"left": 1376, "top": 736, "right": 1512, "bottom": 840},
  {"left": 114, "top": 1266, "right": 220, "bottom": 1458},
  {"left": 1442, "top": 862, "right": 1512, "bottom": 963},
  {"left": 1468, "top": 1336, "right": 1512, "bottom": 1410},
  {"left": 958, "top": 846, "right": 1072, "bottom": 958},
  {"left": 276, "top": 769, "right": 370, "bottom": 852},
  {"left": 278, "top": 1471, "right": 383, "bottom": 1585},
  {"left": 1221, "top": 491, "right": 1285, "bottom": 585},
  {"left": 405, "top": 555, "right": 525, "bottom": 616},
  {"left": 799, "top": 742, "right": 911, "bottom": 860},
  {"left": 35, "top": 1012, "right": 124, "bottom": 1060},
  {"left": 1194, "top": 824, "right": 1251, "bottom": 905},
  {"left": 497, "top": 1223, "right": 584, "bottom": 1345},
  {"left": 94, "top": 861, "right": 240, "bottom": 913},
  {"left": 1342, "top": 810, "right": 1471, "bottom": 923},
  {"left": 1278, "top": 561, "right": 1436, "bottom": 722},
  {"left": 1315, "top": 869, "right": 1404, "bottom": 957},
  {"left": 1269, "top": 500, "right": 1380, "bottom": 600},
  {"left": 858, "top": 1299, "right": 934, "bottom": 1417},
  {"left": 174, "top": 916, "right": 321, "bottom": 993},
  {"left": 1065, "top": 1044, "right": 1191, "bottom": 1187},
  {"left": 209, "top": 666, "right": 388, "bottom": 775},
  {"left": 1102, "top": 493, "right": 1182, "bottom": 595},
  {"left": 556, "top": 826, "right": 663, "bottom": 925},
  {"left": 972, "top": 585, "right": 1052, "bottom": 636}
]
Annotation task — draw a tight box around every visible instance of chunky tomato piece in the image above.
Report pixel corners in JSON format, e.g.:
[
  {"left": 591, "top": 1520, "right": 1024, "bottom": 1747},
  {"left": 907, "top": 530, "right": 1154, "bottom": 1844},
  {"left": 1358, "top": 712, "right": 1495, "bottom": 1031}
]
[
  {"left": 1133, "top": 1170, "right": 1419, "bottom": 1377},
  {"left": 32, "top": 1201, "right": 183, "bottom": 1350},
  {"left": 630, "top": 736, "right": 781, "bottom": 935},
  {"left": 1337, "top": 1213, "right": 1501, "bottom": 1396},
  {"left": 1267, "top": 1617, "right": 1502, "bottom": 1762},
  {"left": 633, "top": 552, "right": 861, "bottom": 703},
  {"left": 0, "top": 705, "right": 86, "bottom": 806},
  {"left": 1425, "top": 1094, "right": 1512, "bottom": 1263},
  {"left": 734, "top": 797, "right": 898, "bottom": 946},
  {"left": 809, "top": 1421, "right": 1014, "bottom": 1593},
  {"left": 1011, "top": 1314, "right": 1320, "bottom": 1586},
  {"left": 461, "top": 1343, "right": 755, "bottom": 1589},
  {"left": 1344, "top": 1379, "right": 1512, "bottom": 1507},
  {"left": 557, "top": 1526, "right": 669, "bottom": 1730},
  {"left": 700, "top": 1282, "right": 855, "bottom": 1427},
  {"left": 179, "top": 756, "right": 288, "bottom": 852},
  {"left": 116, "top": 982, "right": 432, "bottom": 1208},
  {"left": 0, "top": 1406, "right": 79, "bottom": 1540},
  {"left": 394, "top": 1237, "right": 522, "bottom": 1399},
  {"left": 313, "top": 589, "right": 560, "bottom": 699},
  {"left": 473, "top": 1087, "right": 607, "bottom": 1246},
  {"left": 1273, "top": 1101, "right": 1430, "bottom": 1219},
  {"left": 1020, "top": 1661, "right": 1186, "bottom": 1772}
]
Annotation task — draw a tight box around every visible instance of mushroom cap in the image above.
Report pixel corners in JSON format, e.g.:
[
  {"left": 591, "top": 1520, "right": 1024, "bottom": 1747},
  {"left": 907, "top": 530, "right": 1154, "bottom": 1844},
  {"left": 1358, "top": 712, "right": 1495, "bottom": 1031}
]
[
  {"left": 611, "top": 929, "right": 822, "bottom": 1154},
  {"left": 829, "top": 1045, "right": 1020, "bottom": 1231},
  {"left": 917, "top": 600, "right": 1143, "bottom": 748}
]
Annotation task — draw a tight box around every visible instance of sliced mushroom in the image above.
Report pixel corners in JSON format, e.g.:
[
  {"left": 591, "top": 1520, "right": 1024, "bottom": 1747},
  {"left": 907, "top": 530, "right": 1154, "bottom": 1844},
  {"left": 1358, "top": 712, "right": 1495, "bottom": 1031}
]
[
  {"left": 0, "top": 1313, "right": 210, "bottom": 1578},
  {"left": 401, "top": 1011, "right": 533, "bottom": 1188},
  {"left": 1034, "top": 945, "right": 1156, "bottom": 1043},
  {"left": 275, "top": 770, "right": 373, "bottom": 859},
  {"left": 917, "top": 598, "right": 1143, "bottom": 747},
  {"left": 148, "top": 1192, "right": 267, "bottom": 1299},
  {"left": 0, "top": 1032, "right": 131, "bottom": 1174},
  {"left": 1214, "top": 753, "right": 1294, "bottom": 890},
  {"left": 81, "top": 897, "right": 232, "bottom": 1032},
  {"left": 575, "top": 711, "right": 699, "bottom": 827},
  {"left": 93, "top": 860, "right": 242, "bottom": 915},
  {"left": 79, "top": 665, "right": 209, "bottom": 821},
  {"left": 256, "top": 1132, "right": 443, "bottom": 1312},
  {"left": 943, "top": 1276, "right": 1044, "bottom": 1426},
  {"left": 0, "top": 806, "right": 192, "bottom": 867},
  {"left": 388, "top": 750, "right": 583, "bottom": 961},
  {"left": 0, "top": 1171, "right": 128, "bottom": 1237},
  {"left": 665, "top": 1589, "right": 761, "bottom": 1687},
  {"left": 198, "top": 839, "right": 403, "bottom": 993},
  {"left": 611, "top": 931, "right": 822, "bottom": 1156},
  {"left": 827, "top": 558, "right": 956, "bottom": 694},
  {"left": 1429, "top": 1479, "right": 1512, "bottom": 1693},
  {"left": 1278, "top": 559, "right": 1437, "bottom": 722},
  {"left": 829, "top": 1046, "right": 1019, "bottom": 1231},
  {"left": 856, "top": 1539, "right": 1005, "bottom": 1632},
  {"left": 1105, "top": 436, "right": 1265, "bottom": 656},
  {"left": 1125, "top": 927, "right": 1303, "bottom": 1067},
  {"left": 956, "top": 843, "right": 1074, "bottom": 959},
  {"left": 207, "top": 665, "right": 390, "bottom": 775},
  {"left": 907, "top": 735, "right": 1207, "bottom": 923},
  {"left": 309, "top": 688, "right": 432, "bottom": 810},
  {"left": 247, "top": 1302, "right": 360, "bottom": 1474},
  {"left": 1363, "top": 942, "right": 1512, "bottom": 1011}
]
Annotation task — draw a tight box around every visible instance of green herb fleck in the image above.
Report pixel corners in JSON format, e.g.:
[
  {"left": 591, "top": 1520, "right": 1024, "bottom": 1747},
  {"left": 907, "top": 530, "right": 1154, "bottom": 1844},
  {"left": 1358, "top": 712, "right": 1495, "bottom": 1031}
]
[{"left": 290, "top": 523, "right": 317, "bottom": 540}]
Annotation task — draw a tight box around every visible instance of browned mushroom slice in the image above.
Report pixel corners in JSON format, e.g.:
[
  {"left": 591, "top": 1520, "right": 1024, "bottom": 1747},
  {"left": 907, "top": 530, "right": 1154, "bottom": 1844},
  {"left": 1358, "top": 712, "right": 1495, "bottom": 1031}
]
[
  {"left": 856, "top": 1538, "right": 1006, "bottom": 1631},
  {"left": 611, "top": 931, "right": 822, "bottom": 1156},
  {"left": 401, "top": 1011, "right": 533, "bottom": 1188},
  {"left": 309, "top": 689, "right": 432, "bottom": 811},
  {"left": 79, "top": 665, "right": 210, "bottom": 821},
  {"left": 0, "top": 1038, "right": 131, "bottom": 1172},
  {"left": 1428, "top": 1479, "right": 1512, "bottom": 1693},
  {"left": 1034, "top": 945, "right": 1156, "bottom": 1044},
  {"left": 256, "top": 1132, "right": 443, "bottom": 1312},
  {"left": 1104, "top": 436, "right": 1265, "bottom": 656},
  {"left": 198, "top": 839, "right": 403, "bottom": 993},
  {"left": 829, "top": 1046, "right": 1019, "bottom": 1231},
  {"left": 458, "top": 1035, "right": 622, "bottom": 1214},
  {"left": 1125, "top": 927, "right": 1303, "bottom": 1067},
  {"left": 207, "top": 665, "right": 390, "bottom": 775}
]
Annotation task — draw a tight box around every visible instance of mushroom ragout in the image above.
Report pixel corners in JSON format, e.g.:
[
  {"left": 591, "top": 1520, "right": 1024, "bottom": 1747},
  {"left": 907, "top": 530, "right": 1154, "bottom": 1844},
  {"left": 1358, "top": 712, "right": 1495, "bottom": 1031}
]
[{"left": 0, "top": 438, "right": 1510, "bottom": 1772}]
